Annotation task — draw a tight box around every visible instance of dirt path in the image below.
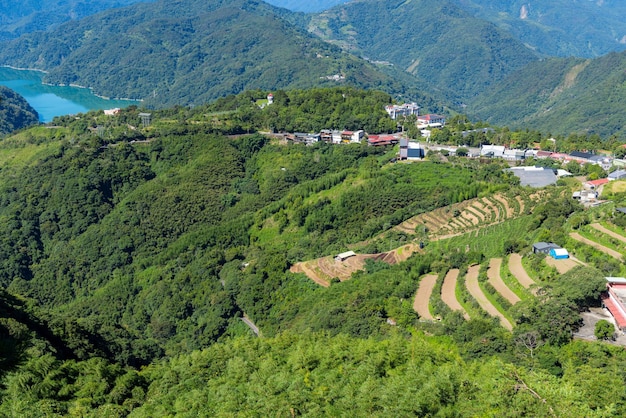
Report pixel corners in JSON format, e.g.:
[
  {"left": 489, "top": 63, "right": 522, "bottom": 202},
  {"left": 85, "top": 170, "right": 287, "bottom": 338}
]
[
  {"left": 465, "top": 264, "right": 513, "bottom": 330},
  {"left": 508, "top": 254, "right": 535, "bottom": 291},
  {"left": 413, "top": 274, "right": 438, "bottom": 321},
  {"left": 487, "top": 258, "right": 521, "bottom": 305},
  {"left": 441, "top": 269, "right": 470, "bottom": 319},
  {"left": 570, "top": 232, "right": 624, "bottom": 261},
  {"left": 591, "top": 223, "right": 626, "bottom": 244}
]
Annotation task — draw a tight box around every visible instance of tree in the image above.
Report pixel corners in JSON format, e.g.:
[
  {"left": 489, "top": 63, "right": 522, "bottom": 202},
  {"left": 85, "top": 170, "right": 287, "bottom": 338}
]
[{"left": 594, "top": 320, "right": 615, "bottom": 340}]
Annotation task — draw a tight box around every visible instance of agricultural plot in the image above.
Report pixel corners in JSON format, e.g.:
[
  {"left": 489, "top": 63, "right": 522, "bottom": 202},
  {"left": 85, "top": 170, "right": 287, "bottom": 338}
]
[
  {"left": 487, "top": 258, "right": 521, "bottom": 305},
  {"left": 290, "top": 244, "right": 423, "bottom": 286},
  {"left": 570, "top": 232, "right": 624, "bottom": 261},
  {"left": 508, "top": 253, "right": 536, "bottom": 292},
  {"left": 590, "top": 223, "right": 626, "bottom": 244},
  {"left": 545, "top": 257, "right": 581, "bottom": 274},
  {"left": 413, "top": 274, "right": 438, "bottom": 320},
  {"left": 441, "top": 269, "right": 469, "bottom": 319},
  {"left": 465, "top": 264, "right": 513, "bottom": 330}
]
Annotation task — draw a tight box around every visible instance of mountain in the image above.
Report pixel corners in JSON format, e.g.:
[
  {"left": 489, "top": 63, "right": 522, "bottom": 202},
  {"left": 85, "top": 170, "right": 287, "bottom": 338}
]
[
  {"left": 0, "top": 0, "right": 435, "bottom": 108},
  {"left": 452, "top": 0, "right": 626, "bottom": 58},
  {"left": 264, "top": 0, "right": 345, "bottom": 12},
  {"left": 305, "top": 0, "right": 539, "bottom": 102},
  {"left": 0, "top": 86, "right": 39, "bottom": 134},
  {"left": 0, "top": 0, "right": 153, "bottom": 41},
  {"left": 467, "top": 51, "right": 626, "bottom": 137}
]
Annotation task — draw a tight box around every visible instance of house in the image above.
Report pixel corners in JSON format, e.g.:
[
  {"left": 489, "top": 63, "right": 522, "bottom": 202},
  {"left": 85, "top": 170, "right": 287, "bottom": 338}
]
[
  {"left": 406, "top": 142, "right": 424, "bottom": 159},
  {"left": 104, "top": 108, "right": 120, "bottom": 116},
  {"left": 532, "top": 242, "right": 561, "bottom": 255},
  {"left": 417, "top": 114, "right": 446, "bottom": 128},
  {"left": 608, "top": 169, "right": 626, "bottom": 181},
  {"left": 341, "top": 130, "right": 364, "bottom": 143},
  {"left": 480, "top": 145, "right": 505, "bottom": 158},
  {"left": 508, "top": 166, "right": 557, "bottom": 188},
  {"left": 584, "top": 178, "right": 609, "bottom": 190},
  {"left": 287, "top": 132, "right": 320, "bottom": 145},
  {"left": 603, "top": 277, "right": 626, "bottom": 331},
  {"left": 335, "top": 251, "right": 356, "bottom": 262},
  {"left": 367, "top": 134, "right": 398, "bottom": 146},
  {"left": 503, "top": 149, "right": 526, "bottom": 161},
  {"left": 385, "top": 103, "right": 420, "bottom": 120},
  {"left": 549, "top": 247, "right": 569, "bottom": 259}
]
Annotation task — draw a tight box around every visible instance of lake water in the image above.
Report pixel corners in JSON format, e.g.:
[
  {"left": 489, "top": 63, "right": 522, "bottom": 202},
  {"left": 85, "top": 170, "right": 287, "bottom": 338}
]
[{"left": 0, "top": 67, "right": 139, "bottom": 122}]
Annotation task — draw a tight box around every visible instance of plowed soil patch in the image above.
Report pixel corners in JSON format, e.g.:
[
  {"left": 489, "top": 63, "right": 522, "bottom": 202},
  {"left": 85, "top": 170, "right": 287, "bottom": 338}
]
[
  {"left": 441, "top": 269, "right": 469, "bottom": 319},
  {"left": 545, "top": 257, "right": 580, "bottom": 274},
  {"left": 487, "top": 258, "right": 520, "bottom": 305},
  {"left": 413, "top": 274, "right": 438, "bottom": 320},
  {"left": 465, "top": 264, "right": 513, "bottom": 330}
]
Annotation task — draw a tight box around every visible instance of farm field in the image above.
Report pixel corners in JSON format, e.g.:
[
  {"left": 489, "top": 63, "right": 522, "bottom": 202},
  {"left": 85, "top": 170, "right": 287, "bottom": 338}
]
[
  {"left": 570, "top": 232, "right": 624, "bottom": 261},
  {"left": 413, "top": 274, "right": 438, "bottom": 320},
  {"left": 487, "top": 258, "right": 520, "bottom": 305},
  {"left": 441, "top": 269, "right": 469, "bottom": 319},
  {"left": 465, "top": 264, "right": 513, "bottom": 330},
  {"left": 508, "top": 253, "right": 535, "bottom": 291}
]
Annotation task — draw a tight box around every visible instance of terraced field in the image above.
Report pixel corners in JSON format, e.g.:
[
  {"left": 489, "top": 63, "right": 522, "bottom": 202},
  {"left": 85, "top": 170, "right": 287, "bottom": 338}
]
[
  {"left": 466, "top": 264, "right": 513, "bottom": 331},
  {"left": 413, "top": 274, "right": 438, "bottom": 321},
  {"left": 394, "top": 193, "right": 536, "bottom": 240},
  {"left": 441, "top": 269, "right": 469, "bottom": 319},
  {"left": 508, "top": 253, "right": 536, "bottom": 292},
  {"left": 487, "top": 258, "right": 521, "bottom": 305}
]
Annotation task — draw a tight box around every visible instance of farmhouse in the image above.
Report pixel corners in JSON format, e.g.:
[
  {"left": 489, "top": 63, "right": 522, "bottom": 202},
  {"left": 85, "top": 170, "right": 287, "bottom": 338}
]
[
  {"left": 480, "top": 145, "right": 505, "bottom": 158},
  {"left": 603, "top": 277, "right": 626, "bottom": 331},
  {"left": 584, "top": 178, "right": 609, "bottom": 190}
]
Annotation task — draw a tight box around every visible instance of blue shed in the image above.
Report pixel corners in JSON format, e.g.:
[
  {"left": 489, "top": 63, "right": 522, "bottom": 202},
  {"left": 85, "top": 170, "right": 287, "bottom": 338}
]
[{"left": 549, "top": 248, "right": 569, "bottom": 259}]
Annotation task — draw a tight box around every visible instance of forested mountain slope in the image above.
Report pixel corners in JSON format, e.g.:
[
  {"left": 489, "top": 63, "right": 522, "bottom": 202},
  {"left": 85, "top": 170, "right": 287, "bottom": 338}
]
[
  {"left": 0, "top": 87, "right": 625, "bottom": 415},
  {"left": 0, "top": 0, "right": 429, "bottom": 108},
  {"left": 452, "top": 0, "right": 626, "bottom": 57},
  {"left": 467, "top": 52, "right": 626, "bottom": 137},
  {"left": 305, "top": 0, "right": 539, "bottom": 102},
  {"left": 0, "top": 86, "right": 39, "bottom": 134},
  {"left": 0, "top": 0, "right": 153, "bottom": 41}
]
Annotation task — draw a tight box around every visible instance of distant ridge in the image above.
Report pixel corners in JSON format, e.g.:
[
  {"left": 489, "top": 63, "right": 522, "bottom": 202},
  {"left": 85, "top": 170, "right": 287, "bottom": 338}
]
[{"left": 0, "top": 0, "right": 430, "bottom": 108}]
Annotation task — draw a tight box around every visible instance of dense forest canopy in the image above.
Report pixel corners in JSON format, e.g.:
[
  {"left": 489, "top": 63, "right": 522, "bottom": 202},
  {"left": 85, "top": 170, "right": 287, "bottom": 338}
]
[{"left": 0, "top": 85, "right": 39, "bottom": 134}]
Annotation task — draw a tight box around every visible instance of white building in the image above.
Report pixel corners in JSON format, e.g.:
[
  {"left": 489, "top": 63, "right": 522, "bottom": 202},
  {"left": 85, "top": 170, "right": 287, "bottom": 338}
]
[{"left": 385, "top": 103, "right": 419, "bottom": 120}]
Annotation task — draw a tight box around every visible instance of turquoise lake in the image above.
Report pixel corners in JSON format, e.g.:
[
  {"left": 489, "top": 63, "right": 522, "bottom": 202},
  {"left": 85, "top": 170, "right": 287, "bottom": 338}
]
[{"left": 0, "top": 67, "right": 139, "bottom": 122}]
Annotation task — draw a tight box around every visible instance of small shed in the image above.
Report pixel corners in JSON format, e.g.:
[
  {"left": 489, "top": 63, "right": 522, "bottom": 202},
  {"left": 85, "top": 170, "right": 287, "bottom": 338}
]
[
  {"left": 532, "top": 242, "right": 560, "bottom": 255},
  {"left": 549, "top": 247, "right": 569, "bottom": 259},
  {"left": 608, "top": 170, "right": 626, "bottom": 181},
  {"left": 335, "top": 251, "right": 356, "bottom": 262}
]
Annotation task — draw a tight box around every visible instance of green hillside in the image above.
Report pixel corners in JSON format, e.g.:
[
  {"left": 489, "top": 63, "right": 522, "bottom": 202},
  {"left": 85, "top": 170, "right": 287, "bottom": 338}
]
[
  {"left": 0, "top": 0, "right": 153, "bottom": 41},
  {"left": 0, "top": 85, "right": 39, "bottom": 134},
  {"left": 452, "top": 0, "right": 626, "bottom": 58},
  {"left": 305, "top": 0, "right": 539, "bottom": 102},
  {"left": 0, "top": 88, "right": 625, "bottom": 415},
  {"left": 467, "top": 52, "right": 626, "bottom": 137},
  {"left": 0, "top": 0, "right": 431, "bottom": 108}
]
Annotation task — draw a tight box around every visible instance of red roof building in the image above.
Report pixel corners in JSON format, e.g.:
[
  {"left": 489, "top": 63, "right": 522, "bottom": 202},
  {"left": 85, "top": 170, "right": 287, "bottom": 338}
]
[
  {"left": 585, "top": 178, "right": 609, "bottom": 189},
  {"left": 604, "top": 279, "right": 626, "bottom": 331}
]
